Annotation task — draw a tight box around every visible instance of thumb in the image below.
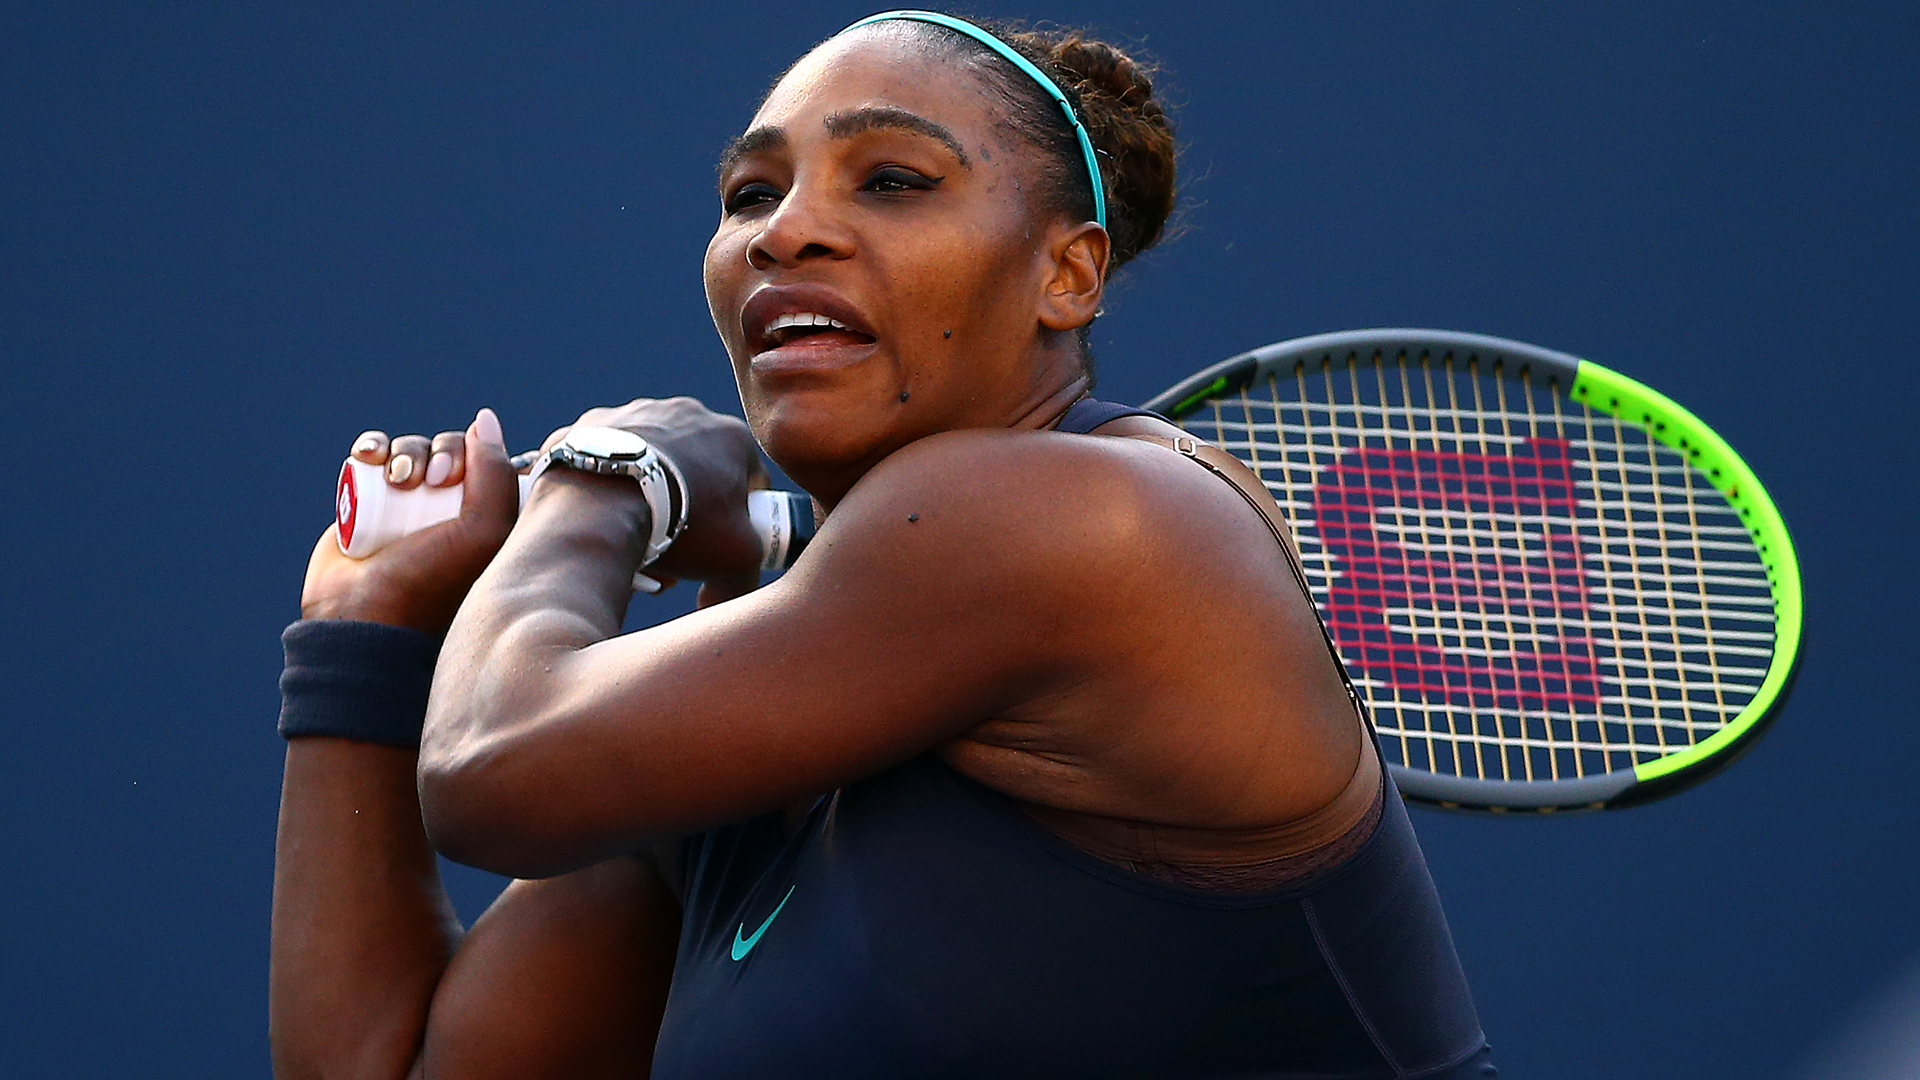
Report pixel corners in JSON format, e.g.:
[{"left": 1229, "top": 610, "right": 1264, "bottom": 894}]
[{"left": 460, "top": 407, "right": 520, "bottom": 538}]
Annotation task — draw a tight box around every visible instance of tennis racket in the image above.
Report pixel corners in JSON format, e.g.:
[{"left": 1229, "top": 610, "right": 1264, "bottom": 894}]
[
  {"left": 1144, "top": 329, "right": 1802, "bottom": 812},
  {"left": 336, "top": 328, "right": 1800, "bottom": 811}
]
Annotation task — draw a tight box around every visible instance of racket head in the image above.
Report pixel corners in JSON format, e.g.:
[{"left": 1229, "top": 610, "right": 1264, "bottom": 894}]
[{"left": 1147, "top": 329, "right": 1802, "bottom": 812}]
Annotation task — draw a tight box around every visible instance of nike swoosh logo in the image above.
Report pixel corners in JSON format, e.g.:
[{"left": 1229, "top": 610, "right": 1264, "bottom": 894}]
[{"left": 730, "top": 885, "right": 796, "bottom": 962}]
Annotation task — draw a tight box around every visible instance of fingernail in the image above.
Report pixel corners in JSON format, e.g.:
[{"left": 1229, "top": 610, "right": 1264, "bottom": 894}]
[
  {"left": 473, "top": 408, "right": 504, "bottom": 449},
  {"left": 425, "top": 453, "right": 453, "bottom": 486},
  {"left": 388, "top": 455, "right": 414, "bottom": 483},
  {"left": 353, "top": 436, "right": 380, "bottom": 455}
]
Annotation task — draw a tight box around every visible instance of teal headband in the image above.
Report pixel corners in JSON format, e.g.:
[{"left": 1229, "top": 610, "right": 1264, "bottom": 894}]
[{"left": 839, "top": 10, "right": 1107, "bottom": 230}]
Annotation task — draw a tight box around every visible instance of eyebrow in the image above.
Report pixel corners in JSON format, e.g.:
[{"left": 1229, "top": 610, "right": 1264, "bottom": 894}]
[
  {"left": 823, "top": 106, "right": 970, "bottom": 166},
  {"left": 716, "top": 105, "right": 971, "bottom": 178},
  {"left": 717, "top": 126, "right": 787, "bottom": 176}
]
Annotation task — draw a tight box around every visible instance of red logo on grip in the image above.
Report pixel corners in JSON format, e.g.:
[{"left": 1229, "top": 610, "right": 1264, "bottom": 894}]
[{"left": 336, "top": 461, "right": 358, "bottom": 549}]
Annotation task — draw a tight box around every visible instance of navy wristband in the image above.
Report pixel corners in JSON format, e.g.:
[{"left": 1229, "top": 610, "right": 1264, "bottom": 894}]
[{"left": 278, "top": 620, "right": 441, "bottom": 748}]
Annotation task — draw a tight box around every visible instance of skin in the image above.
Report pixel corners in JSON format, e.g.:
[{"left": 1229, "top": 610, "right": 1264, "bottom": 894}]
[{"left": 270, "top": 27, "right": 1362, "bottom": 1078}]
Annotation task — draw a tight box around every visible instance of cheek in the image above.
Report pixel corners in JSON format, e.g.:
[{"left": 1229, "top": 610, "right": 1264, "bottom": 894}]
[
  {"left": 941, "top": 229, "right": 1045, "bottom": 339},
  {"left": 882, "top": 223, "right": 1032, "bottom": 335},
  {"left": 703, "top": 229, "right": 745, "bottom": 343}
]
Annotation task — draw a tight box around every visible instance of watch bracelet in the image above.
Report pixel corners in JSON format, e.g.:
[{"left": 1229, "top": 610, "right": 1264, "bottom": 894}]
[{"left": 527, "top": 432, "right": 687, "bottom": 568}]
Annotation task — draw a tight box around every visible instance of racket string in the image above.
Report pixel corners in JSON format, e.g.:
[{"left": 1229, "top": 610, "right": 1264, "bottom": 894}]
[{"left": 1178, "top": 350, "right": 1775, "bottom": 784}]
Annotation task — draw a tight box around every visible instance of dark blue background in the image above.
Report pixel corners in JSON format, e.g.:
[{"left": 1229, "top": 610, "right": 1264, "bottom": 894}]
[{"left": 5, "top": 2, "right": 1915, "bottom": 1075}]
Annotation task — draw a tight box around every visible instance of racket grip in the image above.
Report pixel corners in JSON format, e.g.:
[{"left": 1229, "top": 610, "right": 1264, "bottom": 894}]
[{"left": 333, "top": 458, "right": 814, "bottom": 572}]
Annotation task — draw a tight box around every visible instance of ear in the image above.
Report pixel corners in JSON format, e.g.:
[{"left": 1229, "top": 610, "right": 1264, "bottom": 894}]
[{"left": 1036, "top": 222, "right": 1109, "bottom": 333}]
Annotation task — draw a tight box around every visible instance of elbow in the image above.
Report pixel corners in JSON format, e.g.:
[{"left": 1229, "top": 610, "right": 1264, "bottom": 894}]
[
  {"left": 417, "top": 743, "right": 579, "bottom": 880},
  {"left": 417, "top": 751, "right": 521, "bottom": 876}
]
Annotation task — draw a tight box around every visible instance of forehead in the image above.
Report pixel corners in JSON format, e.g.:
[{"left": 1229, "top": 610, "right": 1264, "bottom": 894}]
[{"left": 750, "top": 29, "right": 997, "bottom": 143}]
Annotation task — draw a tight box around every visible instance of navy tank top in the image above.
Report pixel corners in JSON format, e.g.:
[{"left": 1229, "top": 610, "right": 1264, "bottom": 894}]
[{"left": 650, "top": 399, "right": 1493, "bottom": 1079}]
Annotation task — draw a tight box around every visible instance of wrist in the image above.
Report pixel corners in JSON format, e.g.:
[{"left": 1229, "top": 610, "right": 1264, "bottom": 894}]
[
  {"left": 278, "top": 620, "right": 441, "bottom": 748},
  {"left": 523, "top": 470, "right": 655, "bottom": 563},
  {"left": 526, "top": 426, "right": 685, "bottom": 566},
  {"left": 300, "top": 589, "right": 445, "bottom": 635}
]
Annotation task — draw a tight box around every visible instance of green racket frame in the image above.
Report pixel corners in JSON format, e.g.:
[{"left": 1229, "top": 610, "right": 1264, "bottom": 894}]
[{"left": 1145, "top": 329, "right": 1802, "bottom": 811}]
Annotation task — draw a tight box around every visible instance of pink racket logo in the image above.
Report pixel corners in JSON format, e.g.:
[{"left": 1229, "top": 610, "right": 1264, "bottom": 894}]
[
  {"left": 336, "top": 461, "right": 358, "bottom": 549},
  {"left": 1310, "top": 437, "right": 1606, "bottom": 711}
]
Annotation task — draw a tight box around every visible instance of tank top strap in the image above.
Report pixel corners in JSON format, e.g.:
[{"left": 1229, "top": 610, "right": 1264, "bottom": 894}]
[
  {"left": 1114, "top": 432, "right": 1375, "bottom": 736},
  {"left": 1055, "top": 396, "right": 1166, "bottom": 434}
]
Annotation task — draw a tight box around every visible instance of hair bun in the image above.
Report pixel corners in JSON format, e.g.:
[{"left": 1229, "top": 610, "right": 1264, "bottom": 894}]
[
  {"left": 1026, "top": 33, "right": 1176, "bottom": 269},
  {"left": 1050, "top": 37, "right": 1157, "bottom": 112}
]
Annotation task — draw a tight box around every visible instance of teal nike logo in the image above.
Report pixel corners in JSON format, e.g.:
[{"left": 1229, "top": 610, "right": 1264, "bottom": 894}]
[{"left": 730, "top": 885, "right": 796, "bottom": 962}]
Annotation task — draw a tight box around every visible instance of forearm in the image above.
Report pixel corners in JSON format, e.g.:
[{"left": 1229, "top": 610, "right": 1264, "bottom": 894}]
[
  {"left": 429, "top": 473, "right": 649, "bottom": 737},
  {"left": 270, "top": 623, "right": 460, "bottom": 1080},
  {"left": 273, "top": 743, "right": 460, "bottom": 1079},
  {"left": 419, "top": 476, "right": 656, "bottom": 865}
]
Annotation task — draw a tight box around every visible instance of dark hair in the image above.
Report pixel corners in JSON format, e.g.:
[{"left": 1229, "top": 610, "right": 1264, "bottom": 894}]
[{"left": 867, "top": 18, "right": 1178, "bottom": 274}]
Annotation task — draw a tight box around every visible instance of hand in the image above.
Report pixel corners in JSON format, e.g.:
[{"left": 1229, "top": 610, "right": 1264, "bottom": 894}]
[
  {"left": 539, "top": 397, "right": 769, "bottom": 606},
  {"left": 301, "top": 409, "right": 520, "bottom": 634}
]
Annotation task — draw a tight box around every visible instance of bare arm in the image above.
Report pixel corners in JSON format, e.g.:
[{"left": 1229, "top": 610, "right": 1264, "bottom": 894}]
[
  {"left": 272, "top": 730, "right": 681, "bottom": 1080},
  {"left": 416, "top": 853, "right": 680, "bottom": 1078},
  {"left": 272, "top": 736, "right": 460, "bottom": 1080},
  {"left": 270, "top": 416, "right": 683, "bottom": 1079},
  {"left": 420, "top": 427, "right": 1151, "bottom": 877}
]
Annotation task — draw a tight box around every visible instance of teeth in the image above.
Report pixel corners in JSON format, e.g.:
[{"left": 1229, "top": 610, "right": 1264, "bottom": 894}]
[{"left": 765, "top": 311, "right": 850, "bottom": 338}]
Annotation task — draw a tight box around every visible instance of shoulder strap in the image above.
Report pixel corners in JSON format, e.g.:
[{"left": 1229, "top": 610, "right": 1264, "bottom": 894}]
[
  {"left": 1056, "top": 396, "right": 1165, "bottom": 435},
  {"left": 1116, "top": 433, "right": 1372, "bottom": 732}
]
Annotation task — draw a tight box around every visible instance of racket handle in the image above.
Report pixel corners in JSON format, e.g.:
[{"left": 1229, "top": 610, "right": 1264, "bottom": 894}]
[{"left": 333, "top": 458, "right": 814, "bottom": 574}]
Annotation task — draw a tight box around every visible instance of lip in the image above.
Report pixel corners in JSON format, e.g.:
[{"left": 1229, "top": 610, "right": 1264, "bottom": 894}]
[{"left": 739, "top": 283, "right": 880, "bottom": 361}]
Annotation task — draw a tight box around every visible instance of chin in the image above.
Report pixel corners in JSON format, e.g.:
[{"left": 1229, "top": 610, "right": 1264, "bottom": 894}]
[{"left": 747, "top": 385, "right": 915, "bottom": 488}]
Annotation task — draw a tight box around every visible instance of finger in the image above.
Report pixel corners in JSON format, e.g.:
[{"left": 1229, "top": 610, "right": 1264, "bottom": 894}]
[
  {"left": 387, "top": 434, "right": 432, "bottom": 490},
  {"left": 427, "top": 430, "right": 466, "bottom": 487},
  {"left": 458, "top": 408, "right": 519, "bottom": 543},
  {"left": 351, "top": 430, "right": 391, "bottom": 465}
]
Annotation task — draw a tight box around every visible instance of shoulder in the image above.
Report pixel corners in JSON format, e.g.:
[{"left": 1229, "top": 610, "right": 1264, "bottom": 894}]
[
  {"left": 798, "top": 424, "right": 1278, "bottom": 604},
  {"left": 853, "top": 424, "right": 1182, "bottom": 512},
  {"left": 839, "top": 424, "right": 1202, "bottom": 529}
]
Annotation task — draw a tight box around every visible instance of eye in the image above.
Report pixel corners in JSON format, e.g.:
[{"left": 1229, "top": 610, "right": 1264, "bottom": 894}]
[
  {"left": 861, "top": 166, "right": 941, "bottom": 195},
  {"left": 724, "top": 181, "right": 782, "bottom": 215}
]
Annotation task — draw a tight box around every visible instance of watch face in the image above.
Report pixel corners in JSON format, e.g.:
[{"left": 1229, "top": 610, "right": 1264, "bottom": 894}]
[{"left": 564, "top": 426, "right": 649, "bottom": 460}]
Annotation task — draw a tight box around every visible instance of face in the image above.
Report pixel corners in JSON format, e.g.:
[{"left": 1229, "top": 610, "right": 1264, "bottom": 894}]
[{"left": 704, "top": 28, "right": 1107, "bottom": 502}]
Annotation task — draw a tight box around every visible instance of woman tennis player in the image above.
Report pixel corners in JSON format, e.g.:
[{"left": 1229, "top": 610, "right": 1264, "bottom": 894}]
[{"left": 272, "top": 11, "right": 1494, "bottom": 1078}]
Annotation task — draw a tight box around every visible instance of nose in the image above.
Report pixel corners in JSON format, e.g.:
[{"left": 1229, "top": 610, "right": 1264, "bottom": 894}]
[{"left": 746, "top": 180, "right": 854, "bottom": 269}]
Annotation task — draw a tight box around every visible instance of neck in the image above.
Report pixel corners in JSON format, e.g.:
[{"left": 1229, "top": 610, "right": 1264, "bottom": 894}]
[
  {"left": 790, "top": 368, "right": 1095, "bottom": 513},
  {"left": 1009, "top": 372, "right": 1094, "bottom": 432}
]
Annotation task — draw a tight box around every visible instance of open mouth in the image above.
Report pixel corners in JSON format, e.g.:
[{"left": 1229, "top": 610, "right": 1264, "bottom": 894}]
[
  {"left": 741, "top": 285, "right": 880, "bottom": 358},
  {"left": 760, "top": 311, "right": 878, "bottom": 351}
]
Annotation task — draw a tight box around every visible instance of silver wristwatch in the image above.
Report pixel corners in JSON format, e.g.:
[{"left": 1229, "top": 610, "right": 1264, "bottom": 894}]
[{"left": 526, "top": 426, "right": 689, "bottom": 566}]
